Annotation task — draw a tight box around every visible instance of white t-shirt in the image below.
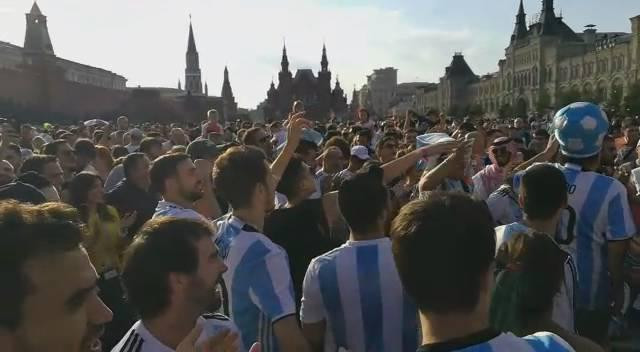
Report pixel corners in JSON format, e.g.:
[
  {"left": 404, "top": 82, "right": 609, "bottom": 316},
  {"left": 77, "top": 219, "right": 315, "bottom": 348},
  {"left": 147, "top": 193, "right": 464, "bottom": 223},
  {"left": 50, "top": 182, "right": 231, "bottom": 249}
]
[
  {"left": 495, "top": 223, "right": 576, "bottom": 332},
  {"left": 301, "top": 238, "right": 419, "bottom": 352},
  {"left": 111, "top": 314, "right": 244, "bottom": 352}
]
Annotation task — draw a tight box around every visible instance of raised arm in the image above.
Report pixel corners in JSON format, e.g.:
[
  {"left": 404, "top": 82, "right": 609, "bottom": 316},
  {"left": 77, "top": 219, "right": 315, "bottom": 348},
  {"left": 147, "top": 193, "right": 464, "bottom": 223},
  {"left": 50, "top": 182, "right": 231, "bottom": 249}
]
[
  {"left": 270, "top": 112, "right": 310, "bottom": 182},
  {"left": 511, "top": 134, "right": 559, "bottom": 174},
  {"left": 382, "top": 140, "right": 458, "bottom": 184}
]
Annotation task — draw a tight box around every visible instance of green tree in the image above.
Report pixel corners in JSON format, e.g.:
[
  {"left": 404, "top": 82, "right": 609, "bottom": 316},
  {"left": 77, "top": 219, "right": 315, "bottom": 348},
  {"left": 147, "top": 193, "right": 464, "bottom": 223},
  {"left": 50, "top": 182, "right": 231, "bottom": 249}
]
[{"left": 624, "top": 83, "right": 640, "bottom": 116}]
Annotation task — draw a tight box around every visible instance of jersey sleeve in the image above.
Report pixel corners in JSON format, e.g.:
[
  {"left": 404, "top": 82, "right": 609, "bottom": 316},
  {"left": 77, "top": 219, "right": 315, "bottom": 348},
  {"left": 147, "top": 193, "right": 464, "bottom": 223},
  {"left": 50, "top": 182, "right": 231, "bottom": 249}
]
[
  {"left": 300, "top": 259, "right": 326, "bottom": 324},
  {"left": 523, "top": 331, "right": 575, "bottom": 351},
  {"left": 248, "top": 246, "right": 296, "bottom": 323},
  {"left": 606, "top": 182, "right": 636, "bottom": 241}
]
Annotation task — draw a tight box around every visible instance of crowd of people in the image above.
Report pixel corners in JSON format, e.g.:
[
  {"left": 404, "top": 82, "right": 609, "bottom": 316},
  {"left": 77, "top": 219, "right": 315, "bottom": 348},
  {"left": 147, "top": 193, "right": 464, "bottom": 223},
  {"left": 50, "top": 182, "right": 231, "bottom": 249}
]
[{"left": 0, "top": 101, "right": 639, "bottom": 352}]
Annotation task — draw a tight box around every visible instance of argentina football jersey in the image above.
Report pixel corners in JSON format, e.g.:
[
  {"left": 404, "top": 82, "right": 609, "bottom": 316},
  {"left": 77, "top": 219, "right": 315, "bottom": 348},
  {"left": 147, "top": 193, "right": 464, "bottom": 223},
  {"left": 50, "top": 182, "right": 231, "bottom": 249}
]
[
  {"left": 416, "top": 331, "right": 575, "bottom": 351},
  {"left": 214, "top": 214, "right": 296, "bottom": 352},
  {"left": 300, "top": 237, "right": 419, "bottom": 352},
  {"left": 513, "top": 163, "right": 636, "bottom": 309}
]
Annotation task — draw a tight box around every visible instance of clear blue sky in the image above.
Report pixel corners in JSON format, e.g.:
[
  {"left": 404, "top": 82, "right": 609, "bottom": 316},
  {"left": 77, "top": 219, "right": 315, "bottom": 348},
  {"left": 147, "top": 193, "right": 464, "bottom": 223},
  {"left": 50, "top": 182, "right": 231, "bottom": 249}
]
[{"left": 0, "top": 0, "right": 638, "bottom": 109}]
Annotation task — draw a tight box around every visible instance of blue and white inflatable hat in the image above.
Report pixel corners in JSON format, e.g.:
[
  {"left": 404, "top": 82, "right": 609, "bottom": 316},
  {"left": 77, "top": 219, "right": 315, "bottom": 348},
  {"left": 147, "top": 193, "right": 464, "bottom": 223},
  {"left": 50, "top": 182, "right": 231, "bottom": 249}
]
[
  {"left": 553, "top": 102, "right": 609, "bottom": 158},
  {"left": 275, "top": 128, "right": 324, "bottom": 156}
]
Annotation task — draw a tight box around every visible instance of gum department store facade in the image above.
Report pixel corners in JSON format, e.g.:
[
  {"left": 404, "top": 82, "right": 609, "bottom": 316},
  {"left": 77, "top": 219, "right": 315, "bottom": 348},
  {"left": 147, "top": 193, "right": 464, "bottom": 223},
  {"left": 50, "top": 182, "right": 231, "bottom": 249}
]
[{"left": 415, "top": 0, "right": 640, "bottom": 118}]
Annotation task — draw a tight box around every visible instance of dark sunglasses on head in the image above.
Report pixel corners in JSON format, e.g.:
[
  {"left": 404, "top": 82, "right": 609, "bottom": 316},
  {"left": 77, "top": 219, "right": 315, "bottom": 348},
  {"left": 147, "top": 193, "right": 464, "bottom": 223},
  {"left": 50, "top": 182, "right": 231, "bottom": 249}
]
[{"left": 384, "top": 144, "right": 398, "bottom": 149}]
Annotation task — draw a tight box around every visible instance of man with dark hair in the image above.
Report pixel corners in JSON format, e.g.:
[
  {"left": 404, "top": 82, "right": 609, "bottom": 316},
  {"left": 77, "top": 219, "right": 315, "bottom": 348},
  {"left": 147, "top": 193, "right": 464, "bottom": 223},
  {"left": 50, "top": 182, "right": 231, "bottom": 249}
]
[
  {"left": 391, "top": 193, "right": 573, "bottom": 351},
  {"left": 376, "top": 135, "right": 399, "bottom": 163},
  {"left": 139, "top": 137, "right": 164, "bottom": 161},
  {"left": 0, "top": 201, "right": 113, "bottom": 351},
  {"left": 114, "top": 217, "right": 242, "bottom": 352},
  {"left": 151, "top": 153, "right": 206, "bottom": 221},
  {"left": 513, "top": 102, "right": 635, "bottom": 346},
  {"left": 105, "top": 137, "right": 164, "bottom": 192},
  {"left": 598, "top": 135, "right": 616, "bottom": 176},
  {"left": 615, "top": 118, "right": 640, "bottom": 166},
  {"left": 213, "top": 114, "right": 312, "bottom": 352},
  {"left": 43, "top": 139, "right": 76, "bottom": 181},
  {"left": 2, "top": 142, "right": 22, "bottom": 173},
  {"left": 495, "top": 164, "right": 576, "bottom": 331},
  {"left": 20, "top": 154, "right": 64, "bottom": 191},
  {"left": 74, "top": 139, "right": 98, "bottom": 174},
  {"left": 316, "top": 146, "right": 344, "bottom": 194},
  {"left": 353, "top": 128, "right": 372, "bottom": 148},
  {"left": 105, "top": 153, "right": 157, "bottom": 238},
  {"left": 300, "top": 166, "right": 418, "bottom": 352},
  {"left": 242, "top": 127, "right": 273, "bottom": 160},
  {"left": 332, "top": 145, "right": 371, "bottom": 188},
  {"left": 19, "top": 124, "right": 35, "bottom": 150}
]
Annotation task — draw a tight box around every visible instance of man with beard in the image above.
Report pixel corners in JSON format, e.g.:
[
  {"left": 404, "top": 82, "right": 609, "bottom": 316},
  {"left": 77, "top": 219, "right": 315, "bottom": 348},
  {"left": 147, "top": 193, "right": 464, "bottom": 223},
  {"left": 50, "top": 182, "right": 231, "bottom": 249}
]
[
  {"left": 0, "top": 201, "right": 113, "bottom": 352},
  {"left": 213, "top": 114, "right": 312, "bottom": 352},
  {"left": 472, "top": 137, "right": 521, "bottom": 201},
  {"left": 43, "top": 139, "right": 77, "bottom": 182},
  {"left": 113, "top": 217, "right": 245, "bottom": 352},
  {"left": 151, "top": 153, "right": 206, "bottom": 221}
]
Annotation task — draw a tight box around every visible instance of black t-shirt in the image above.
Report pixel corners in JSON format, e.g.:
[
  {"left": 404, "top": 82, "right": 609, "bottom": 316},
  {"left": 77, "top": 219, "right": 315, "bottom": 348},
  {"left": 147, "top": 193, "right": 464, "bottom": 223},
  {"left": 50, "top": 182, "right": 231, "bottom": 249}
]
[{"left": 264, "top": 199, "right": 342, "bottom": 313}]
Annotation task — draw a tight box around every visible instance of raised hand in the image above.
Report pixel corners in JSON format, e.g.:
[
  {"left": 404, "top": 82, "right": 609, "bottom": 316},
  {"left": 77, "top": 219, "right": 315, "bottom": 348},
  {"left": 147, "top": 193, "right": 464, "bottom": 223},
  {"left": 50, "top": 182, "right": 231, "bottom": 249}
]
[
  {"left": 544, "top": 134, "right": 559, "bottom": 156},
  {"left": 286, "top": 112, "right": 312, "bottom": 147}
]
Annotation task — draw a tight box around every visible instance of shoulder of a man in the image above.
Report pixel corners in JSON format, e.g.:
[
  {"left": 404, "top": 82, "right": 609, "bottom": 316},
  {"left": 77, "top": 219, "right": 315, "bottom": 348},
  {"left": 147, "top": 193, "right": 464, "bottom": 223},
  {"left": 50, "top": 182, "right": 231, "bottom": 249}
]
[
  {"left": 521, "top": 331, "right": 575, "bottom": 351},
  {"left": 110, "top": 322, "right": 147, "bottom": 352}
]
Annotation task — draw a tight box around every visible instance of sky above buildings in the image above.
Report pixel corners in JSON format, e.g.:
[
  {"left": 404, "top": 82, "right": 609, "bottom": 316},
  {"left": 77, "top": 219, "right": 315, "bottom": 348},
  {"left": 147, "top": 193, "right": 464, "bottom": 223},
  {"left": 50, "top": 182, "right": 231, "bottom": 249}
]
[{"left": 0, "top": 0, "right": 639, "bottom": 109}]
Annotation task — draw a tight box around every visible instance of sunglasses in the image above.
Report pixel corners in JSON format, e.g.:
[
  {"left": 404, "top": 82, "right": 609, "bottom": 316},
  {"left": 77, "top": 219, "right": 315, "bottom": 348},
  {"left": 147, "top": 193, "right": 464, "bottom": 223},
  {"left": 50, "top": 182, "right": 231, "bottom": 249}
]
[
  {"left": 259, "top": 136, "right": 271, "bottom": 144},
  {"left": 383, "top": 144, "right": 398, "bottom": 149}
]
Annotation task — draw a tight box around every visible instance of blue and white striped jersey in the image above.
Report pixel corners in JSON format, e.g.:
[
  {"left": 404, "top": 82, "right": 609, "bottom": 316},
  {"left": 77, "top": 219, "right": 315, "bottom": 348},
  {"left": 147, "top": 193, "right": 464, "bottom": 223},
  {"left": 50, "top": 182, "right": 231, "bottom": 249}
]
[
  {"left": 513, "top": 163, "right": 636, "bottom": 310},
  {"left": 300, "top": 237, "right": 419, "bottom": 352},
  {"left": 153, "top": 200, "right": 208, "bottom": 222},
  {"left": 214, "top": 215, "right": 296, "bottom": 352},
  {"left": 495, "top": 223, "right": 577, "bottom": 332},
  {"left": 416, "top": 331, "right": 575, "bottom": 352}
]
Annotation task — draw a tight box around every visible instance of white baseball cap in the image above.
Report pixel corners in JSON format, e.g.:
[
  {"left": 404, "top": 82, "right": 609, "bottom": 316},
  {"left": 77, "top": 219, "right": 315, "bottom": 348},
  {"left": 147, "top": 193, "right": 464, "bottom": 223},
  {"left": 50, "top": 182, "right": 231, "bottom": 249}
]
[{"left": 350, "top": 145, "right": 371, "bottom": 161}]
